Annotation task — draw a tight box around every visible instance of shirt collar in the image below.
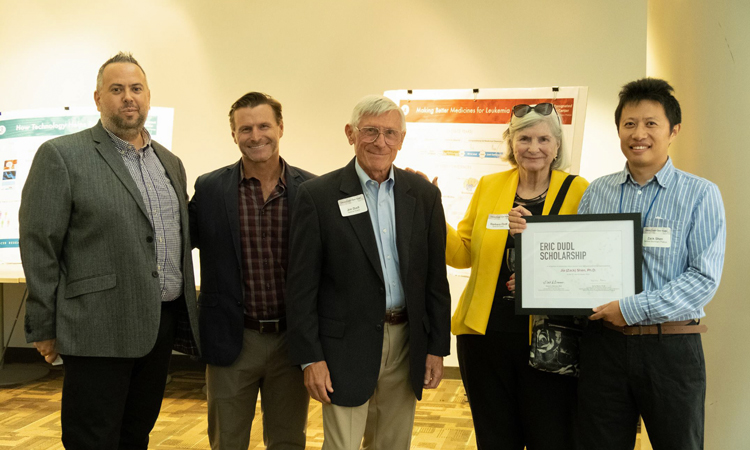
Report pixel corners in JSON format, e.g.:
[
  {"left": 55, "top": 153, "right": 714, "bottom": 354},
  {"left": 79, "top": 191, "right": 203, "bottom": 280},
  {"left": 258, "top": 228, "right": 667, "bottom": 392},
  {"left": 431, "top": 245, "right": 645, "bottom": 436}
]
[
  {"left": 104, "top": 126, "right": 152, "bottom": 155},
  {"left": 354, "top": 158, "right": 394, "bottom": 188},
  {"left": 618, "top": 157, "right": 675, "bottom": 189},
  {"left": 239, "top": 157, "right": 288, "bottom": 188}
]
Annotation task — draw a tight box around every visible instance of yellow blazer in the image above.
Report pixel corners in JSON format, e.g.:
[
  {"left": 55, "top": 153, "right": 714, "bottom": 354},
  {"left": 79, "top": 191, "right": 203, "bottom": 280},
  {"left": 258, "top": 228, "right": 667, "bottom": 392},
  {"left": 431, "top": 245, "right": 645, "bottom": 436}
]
[{"left": 447, "top": 169, "right": 589, "bottom": 335}]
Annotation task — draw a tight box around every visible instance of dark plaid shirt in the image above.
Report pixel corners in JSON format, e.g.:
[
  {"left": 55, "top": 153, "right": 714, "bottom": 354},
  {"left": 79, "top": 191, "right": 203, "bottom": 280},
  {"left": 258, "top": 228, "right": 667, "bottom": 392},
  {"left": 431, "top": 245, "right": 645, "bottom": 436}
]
[{"left": 238, "top": 161, "right": 289, "bottom": 320}]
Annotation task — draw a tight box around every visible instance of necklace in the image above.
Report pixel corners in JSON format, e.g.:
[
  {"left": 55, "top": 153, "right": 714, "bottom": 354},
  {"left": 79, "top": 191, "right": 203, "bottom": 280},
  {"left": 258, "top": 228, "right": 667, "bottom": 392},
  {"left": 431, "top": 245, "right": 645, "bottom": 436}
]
[{"left": 514, "top": 187, "right": 548, "bottom": 206}]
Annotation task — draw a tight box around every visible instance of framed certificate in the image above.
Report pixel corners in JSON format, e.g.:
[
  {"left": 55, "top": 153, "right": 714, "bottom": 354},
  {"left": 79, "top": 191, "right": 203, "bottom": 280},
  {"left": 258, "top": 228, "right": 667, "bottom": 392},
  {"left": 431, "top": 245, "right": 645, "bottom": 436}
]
[{"left": 515, "top": 213, "right": 643, "bottom": 315}]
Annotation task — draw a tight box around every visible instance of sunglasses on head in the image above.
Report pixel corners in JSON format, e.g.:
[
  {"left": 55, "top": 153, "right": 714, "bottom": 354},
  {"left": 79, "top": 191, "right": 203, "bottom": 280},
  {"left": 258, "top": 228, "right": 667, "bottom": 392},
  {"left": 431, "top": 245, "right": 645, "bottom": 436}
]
[{"left": 512, "top": 103, "right": 556, "bottom": 118}]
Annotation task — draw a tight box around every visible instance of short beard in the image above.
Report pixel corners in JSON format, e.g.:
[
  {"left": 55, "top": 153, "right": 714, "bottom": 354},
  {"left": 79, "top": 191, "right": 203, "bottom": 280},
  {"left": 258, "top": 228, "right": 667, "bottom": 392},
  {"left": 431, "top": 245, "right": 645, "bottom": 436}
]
[{"left": 103, "top": 110, "right": 148, "bottom": 141}]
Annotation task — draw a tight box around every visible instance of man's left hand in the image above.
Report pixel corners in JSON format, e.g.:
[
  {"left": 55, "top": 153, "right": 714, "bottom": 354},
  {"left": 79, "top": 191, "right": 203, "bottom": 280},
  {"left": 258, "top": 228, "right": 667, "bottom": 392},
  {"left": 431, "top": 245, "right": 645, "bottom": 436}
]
[
  {"left": 589, "top": 300, "right": 627, "bottom": 326},
  {"left": 423, "top": 354, "right": 444, "bottom": 389}
]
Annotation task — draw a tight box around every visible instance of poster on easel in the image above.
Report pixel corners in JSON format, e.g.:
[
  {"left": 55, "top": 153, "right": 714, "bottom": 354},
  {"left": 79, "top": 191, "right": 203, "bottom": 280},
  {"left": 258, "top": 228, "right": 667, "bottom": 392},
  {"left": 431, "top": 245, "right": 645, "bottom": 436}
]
[
  {"left": 0, "top": 107, "right": 174, "bottom": 264},
  {"left": 384, "top": 87, "right": 588, "bottom": 276}
]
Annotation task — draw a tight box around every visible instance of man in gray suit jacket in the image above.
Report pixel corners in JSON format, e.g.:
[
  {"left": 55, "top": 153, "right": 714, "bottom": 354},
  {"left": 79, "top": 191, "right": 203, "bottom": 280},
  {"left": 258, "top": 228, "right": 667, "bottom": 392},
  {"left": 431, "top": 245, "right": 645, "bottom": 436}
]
[
  {"left": 19, "top": 52, "right": 200, "bottom": 450},
  {"left": 287, "top": 95, "right": 451, "bottom": 450},
  {"left": 189, "top": 92, "right": 313, "bottom": 449}
]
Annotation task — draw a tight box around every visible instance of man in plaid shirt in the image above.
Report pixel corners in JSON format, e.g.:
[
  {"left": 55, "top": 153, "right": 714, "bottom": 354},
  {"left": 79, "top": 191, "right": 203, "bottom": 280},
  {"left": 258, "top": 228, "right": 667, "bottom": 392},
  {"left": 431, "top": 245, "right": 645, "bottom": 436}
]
[{"left": 189, "top": 92, "right": 315, "bottom": 450}]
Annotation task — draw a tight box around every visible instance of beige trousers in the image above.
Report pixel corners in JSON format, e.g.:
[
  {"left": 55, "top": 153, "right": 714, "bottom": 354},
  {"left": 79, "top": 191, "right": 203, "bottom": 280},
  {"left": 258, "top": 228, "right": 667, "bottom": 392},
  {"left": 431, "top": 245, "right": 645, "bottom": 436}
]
[
  {"left": 322, "top": 323, "right": 417, "bottom": 450},
  {"left": 206, "top": 329, "right": 309, "bottom": 450}
]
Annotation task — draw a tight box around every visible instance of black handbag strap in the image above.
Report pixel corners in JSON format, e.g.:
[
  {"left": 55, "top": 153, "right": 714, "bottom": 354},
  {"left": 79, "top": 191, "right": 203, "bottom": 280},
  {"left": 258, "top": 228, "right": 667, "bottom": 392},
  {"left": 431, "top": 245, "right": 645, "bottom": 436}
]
[{"left": 549, "top": 174, "right": 577, "bottom": 216}]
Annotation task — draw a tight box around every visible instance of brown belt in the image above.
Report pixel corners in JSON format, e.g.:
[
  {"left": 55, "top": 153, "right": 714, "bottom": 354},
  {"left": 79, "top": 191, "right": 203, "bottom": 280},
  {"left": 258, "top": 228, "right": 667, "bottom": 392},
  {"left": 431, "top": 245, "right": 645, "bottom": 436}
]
[
  {"left": 384, "top": 309, "right": 408, "bottom": 325},
  {"left": 244, "top": 316, "right": 286, "bottom": 333},
  {"left": 603, "top": 320, "right": 707, "bottom": 336}
]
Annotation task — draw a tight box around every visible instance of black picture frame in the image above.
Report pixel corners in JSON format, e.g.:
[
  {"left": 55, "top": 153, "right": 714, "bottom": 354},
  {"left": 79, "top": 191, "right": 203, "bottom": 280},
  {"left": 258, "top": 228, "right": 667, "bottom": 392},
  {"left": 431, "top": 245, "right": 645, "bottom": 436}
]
[{"left": 515, "top": 213, "right": 643, "bottom": 316}]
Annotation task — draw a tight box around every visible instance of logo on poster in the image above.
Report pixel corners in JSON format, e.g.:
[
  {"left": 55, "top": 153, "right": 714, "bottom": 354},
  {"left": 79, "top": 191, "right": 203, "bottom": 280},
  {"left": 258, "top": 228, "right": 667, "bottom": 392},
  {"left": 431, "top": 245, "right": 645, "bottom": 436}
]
[
  {"left": 0, "top": 125, "right": 5, "bottom": 135},
  {"left": 401, "top": 105, "right": 410, "bottom": 116}
]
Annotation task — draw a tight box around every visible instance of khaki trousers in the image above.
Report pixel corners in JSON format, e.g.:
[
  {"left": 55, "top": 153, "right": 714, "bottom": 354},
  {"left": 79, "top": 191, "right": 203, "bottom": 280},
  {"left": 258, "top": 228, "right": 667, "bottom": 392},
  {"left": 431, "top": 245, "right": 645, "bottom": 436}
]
[
  {"left": 322, "top": 322, "right": 416, "bottom": 450},
  {"left": 206, "top": 329, "right": 309, "bottom": 450}
]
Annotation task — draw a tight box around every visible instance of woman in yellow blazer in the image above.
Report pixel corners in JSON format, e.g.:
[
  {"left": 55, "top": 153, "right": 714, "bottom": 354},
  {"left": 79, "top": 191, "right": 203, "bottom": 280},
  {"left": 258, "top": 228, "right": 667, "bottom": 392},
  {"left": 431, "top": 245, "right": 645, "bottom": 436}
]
[{"left": 447, "top": 104, "right": 588, "bottom": 450}]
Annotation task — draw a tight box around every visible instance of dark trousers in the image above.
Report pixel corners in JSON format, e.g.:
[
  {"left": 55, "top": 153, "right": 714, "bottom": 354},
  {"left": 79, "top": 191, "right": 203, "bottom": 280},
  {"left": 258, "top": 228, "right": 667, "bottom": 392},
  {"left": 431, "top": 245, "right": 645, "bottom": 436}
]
[
  {"left": 457, "top": 331, "right": 578, "bottom": 450},
  {"left": 576, "top": 322, "right": 706, "bottom": 450},
  {"left": 60, "top": 299, "right": 179, "bottom": 450}
]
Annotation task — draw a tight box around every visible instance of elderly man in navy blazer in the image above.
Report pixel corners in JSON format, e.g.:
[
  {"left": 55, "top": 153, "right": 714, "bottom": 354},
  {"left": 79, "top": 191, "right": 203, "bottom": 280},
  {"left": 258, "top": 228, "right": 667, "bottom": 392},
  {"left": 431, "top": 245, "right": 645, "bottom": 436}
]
[
  {"left": 190, "top": 92, "right": 314, "bottom": 450},
  {"left": 286, "top": 95, "right": 451, "bottom": 450},
  {"left": 20, "top": 52, "right": 200, "bottom": 449}
]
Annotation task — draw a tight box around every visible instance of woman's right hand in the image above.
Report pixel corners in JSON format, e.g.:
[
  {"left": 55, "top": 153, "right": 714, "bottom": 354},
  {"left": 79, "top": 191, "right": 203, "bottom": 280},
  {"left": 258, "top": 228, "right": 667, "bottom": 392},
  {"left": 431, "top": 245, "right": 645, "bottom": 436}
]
[
  {"left": 508, "top": 205, "right": 532, "bottom": 236},
  {"left": 404, "top": 168, "right": 438, "bottom": 187}
]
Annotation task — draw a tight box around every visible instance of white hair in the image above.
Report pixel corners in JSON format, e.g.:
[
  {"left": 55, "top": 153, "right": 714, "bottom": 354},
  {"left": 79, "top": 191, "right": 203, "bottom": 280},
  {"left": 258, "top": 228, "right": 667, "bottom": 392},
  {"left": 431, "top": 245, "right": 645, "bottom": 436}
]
[{"left": 349, "top": 95, "right": 406, "bottom": 131}]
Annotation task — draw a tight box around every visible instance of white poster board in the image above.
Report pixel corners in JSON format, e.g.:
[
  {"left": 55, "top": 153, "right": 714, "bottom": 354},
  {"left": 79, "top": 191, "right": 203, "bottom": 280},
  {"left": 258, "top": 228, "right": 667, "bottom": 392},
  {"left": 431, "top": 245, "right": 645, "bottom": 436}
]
[{"left": 0, "top": 107, "right": 175, "bottom": 264}]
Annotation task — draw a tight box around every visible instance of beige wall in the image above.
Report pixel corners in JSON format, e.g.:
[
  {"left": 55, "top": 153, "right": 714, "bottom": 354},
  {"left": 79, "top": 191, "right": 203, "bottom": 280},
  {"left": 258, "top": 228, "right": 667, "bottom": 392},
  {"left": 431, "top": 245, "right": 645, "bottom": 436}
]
[
  {"left": 0, "top": 0, "right": 645, "bottom": 182},
  {"left": 648, "top": 1, "right": 750, "bottom": 448},
  {"left": 1, "top": 1, "right": 648, "bottom": 359}
]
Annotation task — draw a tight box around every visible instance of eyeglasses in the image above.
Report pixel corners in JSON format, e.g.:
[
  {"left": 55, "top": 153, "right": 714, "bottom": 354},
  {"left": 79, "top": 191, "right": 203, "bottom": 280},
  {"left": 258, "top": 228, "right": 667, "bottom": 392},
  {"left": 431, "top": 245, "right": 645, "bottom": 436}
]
[
  {"left": 512, "top": 103, "right": 556, "bottom": 118},
  {"left": 510, "top": 103, "right": 561, "bottom": 126},
  {"left": 355, "top": 126, "right": 403, "bottom": 146}
]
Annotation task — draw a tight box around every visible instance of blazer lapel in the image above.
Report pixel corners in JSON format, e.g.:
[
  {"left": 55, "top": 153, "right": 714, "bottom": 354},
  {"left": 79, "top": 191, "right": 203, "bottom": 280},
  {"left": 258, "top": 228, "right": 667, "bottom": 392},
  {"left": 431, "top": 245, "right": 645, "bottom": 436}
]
[
  {"left": 286, "top": 163, "right": 304, "bottom": 205},
  {"left": 340, "top": 159, "right": 384, "bottom": 282},
  {"left": 91, "top": 122, "right": 149, "bottom": 219},
  {"left": 223, "top": 161, "right": 243, "bottom": 267},
  {"left": 477, "top": 169, "right": 518, "bottom": 274},
  {"left": 393, "top": 168, "right": 414, "bottom": 284}
]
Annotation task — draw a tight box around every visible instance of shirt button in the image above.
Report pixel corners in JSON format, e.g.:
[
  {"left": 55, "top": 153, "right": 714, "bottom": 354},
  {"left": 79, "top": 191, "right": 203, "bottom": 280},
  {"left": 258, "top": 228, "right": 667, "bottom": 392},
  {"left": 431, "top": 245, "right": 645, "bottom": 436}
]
[
  {"left": 157, "top": 265, "right": 161, "bottom": 270},
  {"left": 151, "top": 271, "right": 159, "bottom": 278},
  {"left": 386, "top": 255, "right": 391, "bottom": 260},
  {"left": 637, "top": 190, "right": 642, "bottom": 195},
  {"left": 146, "top": 236, "right": 153, "bottom": 243},
  {"left": 262, "top": 232, "right": 267, "bottom": 238},
  {"left": 259, "top": 209, "right": 265, "bottom": 215},
  {"left": 382, "top": 228, "right": 387, "bottom": 233}
]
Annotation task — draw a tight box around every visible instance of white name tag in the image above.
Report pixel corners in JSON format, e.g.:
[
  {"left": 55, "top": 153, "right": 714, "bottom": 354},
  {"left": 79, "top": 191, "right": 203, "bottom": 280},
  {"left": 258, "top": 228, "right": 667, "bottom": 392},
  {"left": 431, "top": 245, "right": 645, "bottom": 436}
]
[
  {"left": 643, "top": 227, "right": 671, "bottom": 248},
  {"left": 338, "top": 194, "right": 368, "bottom": 217},
  {"left": 486, "top": 214, "right": 510, "bottom": 230}
]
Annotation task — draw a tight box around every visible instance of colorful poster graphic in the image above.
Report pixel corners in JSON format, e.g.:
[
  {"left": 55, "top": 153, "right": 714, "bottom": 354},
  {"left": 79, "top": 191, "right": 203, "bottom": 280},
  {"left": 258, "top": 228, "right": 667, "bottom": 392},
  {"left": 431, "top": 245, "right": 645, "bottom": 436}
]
[{"left": 0, "top": 107, "right": 174, "bottom": 263}]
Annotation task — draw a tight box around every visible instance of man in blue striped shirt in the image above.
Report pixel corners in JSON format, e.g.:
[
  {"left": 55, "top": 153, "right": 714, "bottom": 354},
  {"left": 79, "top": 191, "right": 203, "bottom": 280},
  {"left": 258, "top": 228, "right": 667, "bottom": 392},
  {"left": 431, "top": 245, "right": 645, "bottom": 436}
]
[{"left": 577, "top": 78, "right": 726, "bottom": 450}]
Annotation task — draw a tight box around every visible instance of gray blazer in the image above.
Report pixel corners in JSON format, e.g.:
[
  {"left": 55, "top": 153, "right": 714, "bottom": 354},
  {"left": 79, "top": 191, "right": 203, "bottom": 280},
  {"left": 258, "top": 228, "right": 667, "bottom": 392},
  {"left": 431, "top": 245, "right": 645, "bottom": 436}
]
[{"left": 19, "top": 121, "right": 200, "bottom": 358}]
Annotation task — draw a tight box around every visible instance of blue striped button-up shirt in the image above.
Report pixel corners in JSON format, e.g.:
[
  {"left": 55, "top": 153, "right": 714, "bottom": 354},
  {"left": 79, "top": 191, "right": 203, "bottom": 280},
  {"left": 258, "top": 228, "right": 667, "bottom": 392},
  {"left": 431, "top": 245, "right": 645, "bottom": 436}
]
[
  {"left": 355, "top": 159, "right": 405, "bottom": 310},
  {"left": 578, "top": 158, "right": 726, "bottom": 325},
  {"left": 105, "top": 127, "right": 184, "bottom": 302}
]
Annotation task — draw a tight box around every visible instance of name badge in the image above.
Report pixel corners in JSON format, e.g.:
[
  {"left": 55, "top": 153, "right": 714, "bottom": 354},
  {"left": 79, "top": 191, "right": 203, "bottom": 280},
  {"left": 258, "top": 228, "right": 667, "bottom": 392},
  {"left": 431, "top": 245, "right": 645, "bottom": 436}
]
[
  {"left": 338, "top": 194, "right": 368, "bottom": 217},
  {"left": 486, "top": 214, "right": 510, "bottom": 230},
  {"left": 643, "top": 227, "right": 671, "bottom": 248}
]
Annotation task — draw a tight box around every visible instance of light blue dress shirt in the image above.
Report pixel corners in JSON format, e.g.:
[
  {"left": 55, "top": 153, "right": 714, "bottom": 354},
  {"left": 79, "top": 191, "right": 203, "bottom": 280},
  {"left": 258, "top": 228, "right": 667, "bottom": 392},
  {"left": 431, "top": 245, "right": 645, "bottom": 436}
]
[
  {"left": 578, "top": 158, "right": 726, "bottom": 325},
  {"left": 355, "top": 159, "right": 406, "bottom": 311}
]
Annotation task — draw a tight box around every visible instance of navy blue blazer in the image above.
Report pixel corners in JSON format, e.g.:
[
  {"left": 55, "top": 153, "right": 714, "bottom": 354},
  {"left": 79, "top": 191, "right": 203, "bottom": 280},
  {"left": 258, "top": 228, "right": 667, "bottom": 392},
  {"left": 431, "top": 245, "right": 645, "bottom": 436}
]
[
  {"left": 286, "top": 158, "right": 452, "bottom": 406},
  {"left": 189, "top": 159, "right": 315, "bottom": 366}
]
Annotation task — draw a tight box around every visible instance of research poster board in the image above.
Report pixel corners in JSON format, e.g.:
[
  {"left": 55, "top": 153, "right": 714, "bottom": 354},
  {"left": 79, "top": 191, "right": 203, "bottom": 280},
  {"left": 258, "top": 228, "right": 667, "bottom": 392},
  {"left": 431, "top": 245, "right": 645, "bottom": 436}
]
[
  {"left": 0, "top": 107, "right": 174, "bottom": 264},
  {"left": 384, "top": 87, "right": 588, "bottom": 277}
]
